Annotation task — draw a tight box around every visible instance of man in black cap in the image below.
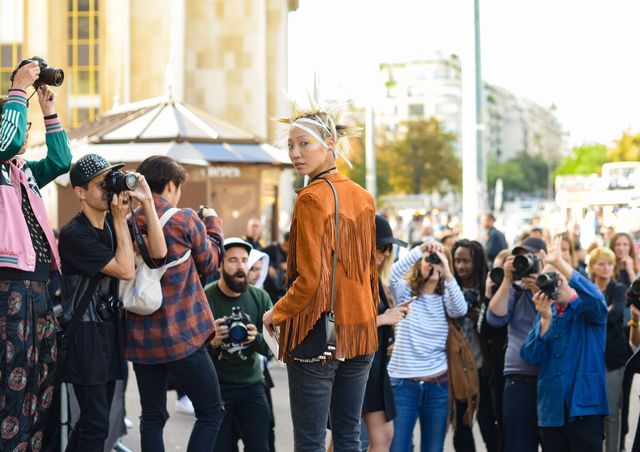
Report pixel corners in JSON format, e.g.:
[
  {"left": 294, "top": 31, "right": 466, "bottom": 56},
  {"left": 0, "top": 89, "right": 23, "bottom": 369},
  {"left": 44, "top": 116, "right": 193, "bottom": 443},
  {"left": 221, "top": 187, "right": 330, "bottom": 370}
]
[
  {"left": 486, "top": 236, "right": 547, "bottom": 452},
  {"left": 58, "top": 153, "right": 166, "bottom": 451},
  {"left": 204, "top": 237, "right": 273, "bottom": 452}
]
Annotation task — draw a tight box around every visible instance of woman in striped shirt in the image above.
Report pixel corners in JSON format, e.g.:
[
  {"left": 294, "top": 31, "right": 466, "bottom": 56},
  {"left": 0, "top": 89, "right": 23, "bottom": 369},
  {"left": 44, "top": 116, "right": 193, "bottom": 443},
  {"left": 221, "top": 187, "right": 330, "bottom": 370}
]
[{"left": 388, "top": 241, "right": 468, "bottom": 452}]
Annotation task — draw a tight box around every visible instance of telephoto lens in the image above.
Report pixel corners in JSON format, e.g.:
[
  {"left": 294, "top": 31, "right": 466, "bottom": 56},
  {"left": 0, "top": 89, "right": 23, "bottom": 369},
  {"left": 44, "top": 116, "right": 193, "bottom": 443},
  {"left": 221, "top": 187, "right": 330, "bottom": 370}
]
[{"left": 625, "top": 278, "right": 640, "bottom": 309}]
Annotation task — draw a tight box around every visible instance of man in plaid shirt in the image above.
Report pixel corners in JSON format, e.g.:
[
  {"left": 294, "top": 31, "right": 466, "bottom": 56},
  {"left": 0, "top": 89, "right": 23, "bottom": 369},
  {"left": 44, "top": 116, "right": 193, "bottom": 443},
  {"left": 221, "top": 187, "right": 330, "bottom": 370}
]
[{"left": 125, "top": 156, "right": 225, "bottom": 451}]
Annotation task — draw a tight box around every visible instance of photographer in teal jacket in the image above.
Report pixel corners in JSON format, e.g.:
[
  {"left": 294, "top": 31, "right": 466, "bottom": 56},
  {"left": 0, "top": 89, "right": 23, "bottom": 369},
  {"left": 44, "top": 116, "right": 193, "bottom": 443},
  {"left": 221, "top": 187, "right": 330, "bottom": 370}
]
[{"left": 521, "top": 238, "right": 608, "bottom": 452}]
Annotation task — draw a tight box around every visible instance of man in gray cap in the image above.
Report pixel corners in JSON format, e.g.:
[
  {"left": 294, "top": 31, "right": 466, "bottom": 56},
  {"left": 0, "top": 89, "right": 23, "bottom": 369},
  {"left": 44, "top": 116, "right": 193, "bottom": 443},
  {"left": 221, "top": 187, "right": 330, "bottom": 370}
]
[
  {"left": 487, "top": 236, "right": 547, "bottom": 452},
  {"left": 58, "top": 153, "right": 167, "bottom": 451},
  {"left": 205, "top": 237, "right": 273, "bottom": 452}
]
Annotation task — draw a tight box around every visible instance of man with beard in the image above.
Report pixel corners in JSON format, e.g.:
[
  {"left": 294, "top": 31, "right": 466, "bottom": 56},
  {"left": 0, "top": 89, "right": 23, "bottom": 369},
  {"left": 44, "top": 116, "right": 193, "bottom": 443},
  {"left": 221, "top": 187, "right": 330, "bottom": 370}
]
[{"left": 205, "top": 237, "right": 273, "bottom": 452}]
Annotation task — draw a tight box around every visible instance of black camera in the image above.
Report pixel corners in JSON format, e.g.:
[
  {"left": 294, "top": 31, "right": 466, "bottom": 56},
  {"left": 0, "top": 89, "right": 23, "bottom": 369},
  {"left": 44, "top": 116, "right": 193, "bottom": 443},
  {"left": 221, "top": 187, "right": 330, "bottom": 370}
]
[
  {"left": 425, "top": 253, "right": 441, "bottom": 265},
  {"left": 197, "top": 205, "right": 208, "bottom": 220},
  {"left": 222, "top": 306, "right": 251, "bottom": 345},
  {"left": 101, "top": 170, "right": 138, "bottom": 198},
  {"left": 513, "top": 253, "right": 541, "bottom": 280},
  {"left": 463, "top": 288, "right": 482, "bottom": 310},
  {"left": 625, "top": 278, "right": 640, "bottom": 310},
  {"left": 488, "top": 267, "right": 504, "bottom": 296},
  {"left": 96, "top": 295, "right": 122, "bottom": 321},
  {"left": 10, "top": 56, "right": 64, "bottom": 87},
  {"left": 536, "top": 272, "right": 560, "bottom": 300}
]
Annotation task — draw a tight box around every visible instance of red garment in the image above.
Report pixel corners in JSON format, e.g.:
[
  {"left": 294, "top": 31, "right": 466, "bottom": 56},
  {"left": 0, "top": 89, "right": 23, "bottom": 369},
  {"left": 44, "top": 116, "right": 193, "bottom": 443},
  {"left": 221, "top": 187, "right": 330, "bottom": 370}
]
[{"left": 125, "top": 196, "right": 223, "bottom": 364}]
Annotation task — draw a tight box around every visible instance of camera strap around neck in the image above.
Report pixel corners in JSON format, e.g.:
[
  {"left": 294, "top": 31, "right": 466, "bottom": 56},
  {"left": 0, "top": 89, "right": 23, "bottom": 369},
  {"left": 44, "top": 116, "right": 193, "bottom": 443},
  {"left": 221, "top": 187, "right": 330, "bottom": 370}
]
[{"left": 129, "top": 203, "right": 164, "bottom": 269}]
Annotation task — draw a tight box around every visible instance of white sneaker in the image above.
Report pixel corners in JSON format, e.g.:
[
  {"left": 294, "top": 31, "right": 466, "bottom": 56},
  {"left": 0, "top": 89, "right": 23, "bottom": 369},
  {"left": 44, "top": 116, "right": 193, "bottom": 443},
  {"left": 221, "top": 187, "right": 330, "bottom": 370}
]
[
  {"left": 174, "top": 395, "right": 195, "bottom": 415},
  {"left": 124, "top": 417, "right": 133, "bottom": 429}
]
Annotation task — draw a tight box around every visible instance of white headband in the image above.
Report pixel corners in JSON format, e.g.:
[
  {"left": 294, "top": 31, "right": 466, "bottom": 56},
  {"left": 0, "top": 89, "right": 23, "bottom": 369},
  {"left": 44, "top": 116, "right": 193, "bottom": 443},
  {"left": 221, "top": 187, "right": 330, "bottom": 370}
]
[{"left": 291, "top": 115, "right": 352, "bottom": 168}]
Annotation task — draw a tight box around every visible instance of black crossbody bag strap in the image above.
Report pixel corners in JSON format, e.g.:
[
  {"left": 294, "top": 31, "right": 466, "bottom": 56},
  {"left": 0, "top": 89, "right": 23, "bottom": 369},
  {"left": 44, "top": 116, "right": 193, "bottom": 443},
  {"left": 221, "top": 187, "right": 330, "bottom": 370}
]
[
  {"left": 323, "top": 178, "right": 339, "bottom": 319},
  {"left": 56, "top": 277, "right": 100, "bottom": 384}
]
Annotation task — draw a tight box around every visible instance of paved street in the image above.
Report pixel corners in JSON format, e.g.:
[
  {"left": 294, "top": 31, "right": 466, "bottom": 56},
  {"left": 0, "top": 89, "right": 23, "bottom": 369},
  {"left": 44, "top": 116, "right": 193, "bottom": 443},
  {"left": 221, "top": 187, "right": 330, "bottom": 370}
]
[{"left": 119, "top": 361, "right": 640, "bottom": 451}]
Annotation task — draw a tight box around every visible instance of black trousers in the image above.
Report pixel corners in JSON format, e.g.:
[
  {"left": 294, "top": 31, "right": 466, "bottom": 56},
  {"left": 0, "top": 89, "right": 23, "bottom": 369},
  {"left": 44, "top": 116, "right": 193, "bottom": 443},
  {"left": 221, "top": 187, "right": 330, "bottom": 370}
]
[
  {"left": 214, "top": 382, "right": 271, "bottom": 452},
  {"left": 453, "top": 371, "right": 500, "bottom": 452},
  {"left": 540, "top": 414, "right": 604, "bottom": 452},
  {"left": 65, "top": 381, "right": 115, "bottom": 452}
]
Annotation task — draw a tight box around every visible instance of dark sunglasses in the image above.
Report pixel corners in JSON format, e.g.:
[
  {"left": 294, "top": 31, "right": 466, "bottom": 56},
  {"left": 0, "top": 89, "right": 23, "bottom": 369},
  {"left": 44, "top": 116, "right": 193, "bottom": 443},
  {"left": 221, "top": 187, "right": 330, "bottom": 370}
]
[
  {"left": 378, "top": 244, "right": 393, "bottom": 253},
  {"left": 26, "top": 122, "right": 32, "bottom": 131}
]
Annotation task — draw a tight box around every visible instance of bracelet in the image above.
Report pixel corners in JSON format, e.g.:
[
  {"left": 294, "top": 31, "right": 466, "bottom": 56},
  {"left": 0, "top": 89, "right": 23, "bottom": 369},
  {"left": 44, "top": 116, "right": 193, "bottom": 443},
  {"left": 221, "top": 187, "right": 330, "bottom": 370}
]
[{"left": 628, "top": 320, "right": 639, "bottom": 329}]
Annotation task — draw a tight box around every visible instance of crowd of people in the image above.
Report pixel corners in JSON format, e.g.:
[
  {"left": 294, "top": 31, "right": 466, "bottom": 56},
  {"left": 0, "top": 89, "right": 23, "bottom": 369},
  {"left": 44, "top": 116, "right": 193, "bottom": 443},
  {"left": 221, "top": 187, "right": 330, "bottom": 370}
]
[{"left": 2, "top": 60, "right": 640, "bottom": 452}]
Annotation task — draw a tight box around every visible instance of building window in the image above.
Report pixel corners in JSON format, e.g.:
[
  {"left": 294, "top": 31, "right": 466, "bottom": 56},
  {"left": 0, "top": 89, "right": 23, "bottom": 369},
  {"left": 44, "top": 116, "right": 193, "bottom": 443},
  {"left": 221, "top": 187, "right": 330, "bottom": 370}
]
[
  {"left": 0, "top": 44, "right": 22, "bottom": 93},
  {"left": 408, "top": 103, "right": 424, "bottom": 117},
  {"left": 67, "top": 0, "right": 100, "bottom": 127}
]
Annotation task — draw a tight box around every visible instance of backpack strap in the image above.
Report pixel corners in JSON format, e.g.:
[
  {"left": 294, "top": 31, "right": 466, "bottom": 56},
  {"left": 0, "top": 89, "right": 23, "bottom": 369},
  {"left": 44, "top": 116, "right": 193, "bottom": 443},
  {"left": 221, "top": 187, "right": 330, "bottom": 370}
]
[
  {"left": 159, "top": 207, "right": 180, "bottom": 228},
  {"left": 159, "top": 207, "right": 192, "bottom": 270}
]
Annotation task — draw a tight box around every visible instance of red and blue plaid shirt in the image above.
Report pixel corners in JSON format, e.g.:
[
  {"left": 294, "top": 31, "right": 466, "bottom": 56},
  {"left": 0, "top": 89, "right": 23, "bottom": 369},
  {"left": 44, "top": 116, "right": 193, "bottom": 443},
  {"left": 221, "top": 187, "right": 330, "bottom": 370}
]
[{"left": 125, "top": 196, "right": 223, "bottom": 364}]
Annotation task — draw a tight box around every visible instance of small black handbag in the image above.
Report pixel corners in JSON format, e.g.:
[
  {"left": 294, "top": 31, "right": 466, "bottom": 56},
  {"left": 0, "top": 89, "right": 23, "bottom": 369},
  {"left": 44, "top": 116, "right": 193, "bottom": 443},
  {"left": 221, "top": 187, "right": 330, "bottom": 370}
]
[{"left": 289, "top": 177, "right": 339, "bottom": 361}]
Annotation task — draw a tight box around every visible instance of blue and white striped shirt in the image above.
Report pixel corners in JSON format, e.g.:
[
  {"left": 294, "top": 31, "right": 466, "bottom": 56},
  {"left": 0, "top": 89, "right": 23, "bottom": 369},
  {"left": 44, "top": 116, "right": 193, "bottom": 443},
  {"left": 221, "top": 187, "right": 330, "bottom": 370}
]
[{"left": 387, "top": 247, "right": 468, "bottom": 379}]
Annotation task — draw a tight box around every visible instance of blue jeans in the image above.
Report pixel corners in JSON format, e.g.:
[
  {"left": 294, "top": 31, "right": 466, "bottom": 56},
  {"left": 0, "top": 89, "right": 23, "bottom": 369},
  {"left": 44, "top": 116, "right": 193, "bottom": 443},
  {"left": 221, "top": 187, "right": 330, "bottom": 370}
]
[
  {"left": 502, "top": 376, "right": 539, "bottom": 452},
  {"left": 287, "top": 354, "right": 374, "bottom": 452},
  {"left": 390, "top": 378, "right": 449, "bottom": 452},
  {"left": 133, "top": 347, "right": 225, "bottom": 452}
]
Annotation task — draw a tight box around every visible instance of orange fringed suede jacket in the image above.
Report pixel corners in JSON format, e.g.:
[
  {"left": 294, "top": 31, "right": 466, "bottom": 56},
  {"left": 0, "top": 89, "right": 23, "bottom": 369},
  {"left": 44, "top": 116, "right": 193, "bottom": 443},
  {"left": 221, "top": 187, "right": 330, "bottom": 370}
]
[{"left": 272, "top": 173, "right": 379, "bottom": 361}]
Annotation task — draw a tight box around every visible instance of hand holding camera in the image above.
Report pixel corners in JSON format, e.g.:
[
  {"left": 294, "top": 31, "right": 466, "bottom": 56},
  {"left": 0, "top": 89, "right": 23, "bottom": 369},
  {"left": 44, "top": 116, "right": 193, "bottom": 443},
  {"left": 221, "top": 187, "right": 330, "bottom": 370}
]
[
  {"left": 211, "top": 307, "right": 253, "bottom": 348},
  {"left": 197, "top": 205, "right": 218, "bottom": 219},
  {"left": 532, "top": 291, "right": 553, "bottom": 320},
  {"left": 36, "top": 85, "right": 57, "bottom": 116},
  {"left": 11, "top": 57, "right": 63, "bottom": 89},
  {"left": 419, "top": 241, "right": 451, "bottom": 280},
  {"left": 10, "top": 61, "right": 40, "bottom": 91}
]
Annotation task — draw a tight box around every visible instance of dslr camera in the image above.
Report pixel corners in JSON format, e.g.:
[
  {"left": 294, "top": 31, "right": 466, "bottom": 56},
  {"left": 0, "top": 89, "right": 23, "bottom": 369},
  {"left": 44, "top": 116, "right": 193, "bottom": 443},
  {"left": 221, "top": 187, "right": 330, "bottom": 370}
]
[
  {"left": 535, "top": 272, "right": 560, "bottom": 300},
  {"left": 463, "top": 288, "right": 482, "bottom": 310},
  {"left": 513, "top": 253, "right": 542, "bottom": 280},
  {"left": 11, "top": 56, "right": 64, "bottom": 87},
  {"left": 625, "top": 278, "right": 640, "bottom": 310},
  {"left": 425, "top": 253, "right": 441, "bottom": 265},
  {"left": 101, "top": 170, "right": 138, "bottom": 199},
  {"left": 96, "top": 294, "right": 122, "bottom": 321},
  {"left": 222, "top": 306, "right": 251, "bottom": 345}
]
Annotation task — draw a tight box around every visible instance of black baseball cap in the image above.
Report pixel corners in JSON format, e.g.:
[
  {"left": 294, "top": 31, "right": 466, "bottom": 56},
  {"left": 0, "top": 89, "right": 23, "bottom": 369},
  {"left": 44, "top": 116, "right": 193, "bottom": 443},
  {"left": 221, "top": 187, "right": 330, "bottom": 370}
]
[
  {"left": 512, "top": 237, "right": 547, "bottom": 255},
  {"left": 376, "top": 215, "right": 408, "bottom": 249},
  {"left": 70, "top": 154, "right": 124, "bottom": 188}
]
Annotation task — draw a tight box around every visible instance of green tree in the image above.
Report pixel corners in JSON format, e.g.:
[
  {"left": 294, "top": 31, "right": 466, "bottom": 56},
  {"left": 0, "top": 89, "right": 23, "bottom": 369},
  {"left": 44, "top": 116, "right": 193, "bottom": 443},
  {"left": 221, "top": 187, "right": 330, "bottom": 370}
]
[
  {"left": 488, "top": 151, "right": 550, "bottom": 195},
  {"left": 554, "top": 143, "right": 608, "bottom": 176},
  {"left": 377, "top": 118, "right": 460, "bottom": 195}
]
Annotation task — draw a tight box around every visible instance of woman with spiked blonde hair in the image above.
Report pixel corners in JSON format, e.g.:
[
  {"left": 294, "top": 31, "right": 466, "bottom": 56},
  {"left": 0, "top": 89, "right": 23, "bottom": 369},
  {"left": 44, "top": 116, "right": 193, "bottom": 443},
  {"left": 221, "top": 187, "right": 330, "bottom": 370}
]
[{"left": 263, "top": 99, "right": 378, "bottom": 451}]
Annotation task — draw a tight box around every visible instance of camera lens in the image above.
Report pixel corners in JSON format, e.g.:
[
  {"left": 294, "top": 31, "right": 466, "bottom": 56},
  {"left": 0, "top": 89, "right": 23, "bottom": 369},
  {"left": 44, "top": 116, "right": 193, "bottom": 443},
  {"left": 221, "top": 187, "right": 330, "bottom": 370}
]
[
  {"left": 39, "top": 67, "right": 64, "bottom": 87},
  {"left": 229, "top": 323, "right": 248, "bottom": 342},
  {"left": 124, "top": 174, "right": 138, "bottom": 191}
]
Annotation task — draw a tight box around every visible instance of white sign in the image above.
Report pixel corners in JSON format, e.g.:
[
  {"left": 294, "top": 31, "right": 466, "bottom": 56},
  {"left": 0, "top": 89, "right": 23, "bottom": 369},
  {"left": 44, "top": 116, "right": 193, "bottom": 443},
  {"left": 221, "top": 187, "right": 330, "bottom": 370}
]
[{"left": 209, "top": 166, "right": 241, "bottom": 178}]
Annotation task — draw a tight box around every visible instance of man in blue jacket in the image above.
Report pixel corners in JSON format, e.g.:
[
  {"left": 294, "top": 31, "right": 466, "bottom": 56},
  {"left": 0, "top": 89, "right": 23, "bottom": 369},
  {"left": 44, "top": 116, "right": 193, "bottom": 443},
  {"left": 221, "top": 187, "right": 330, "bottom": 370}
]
[{"left": 521, "top": 238, "right": 608, "bottom": 452}]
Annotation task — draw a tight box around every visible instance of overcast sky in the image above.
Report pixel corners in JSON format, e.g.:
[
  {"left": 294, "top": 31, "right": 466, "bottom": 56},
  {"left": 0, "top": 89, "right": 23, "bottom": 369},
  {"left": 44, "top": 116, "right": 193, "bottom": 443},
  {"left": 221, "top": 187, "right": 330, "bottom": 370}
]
[{"left": 288, "top": 0, "right": 640, "bottom": 148}]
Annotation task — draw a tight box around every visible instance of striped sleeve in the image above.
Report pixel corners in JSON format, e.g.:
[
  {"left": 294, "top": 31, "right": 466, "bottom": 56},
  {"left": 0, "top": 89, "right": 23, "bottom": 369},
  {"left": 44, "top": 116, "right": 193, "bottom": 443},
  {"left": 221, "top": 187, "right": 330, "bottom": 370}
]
[
  {"left": 389, "top": 246, "right": 422, "bottom": 304},
  {"left": 0, "top": 89, "right": 28, "bottom": 160},
  {"left": 443, "top": 279, "right": 468, "bottom": 318},
  {"left": 27, "top": 113, "right": 72, "bottom": 187}
]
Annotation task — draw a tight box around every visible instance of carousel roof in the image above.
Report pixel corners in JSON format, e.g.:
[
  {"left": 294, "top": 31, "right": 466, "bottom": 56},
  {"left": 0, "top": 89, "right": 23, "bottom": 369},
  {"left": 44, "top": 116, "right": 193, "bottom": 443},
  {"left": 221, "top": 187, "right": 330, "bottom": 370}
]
[{"left": 52, "top": 96, "right": 291, "bottom": 167}]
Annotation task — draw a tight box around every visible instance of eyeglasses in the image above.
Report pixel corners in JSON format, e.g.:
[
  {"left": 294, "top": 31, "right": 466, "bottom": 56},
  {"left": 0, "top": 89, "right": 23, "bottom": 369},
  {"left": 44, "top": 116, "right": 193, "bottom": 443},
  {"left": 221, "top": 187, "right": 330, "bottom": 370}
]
[{"left": 26, "top": 122, "right": 32, "bottom": 132}]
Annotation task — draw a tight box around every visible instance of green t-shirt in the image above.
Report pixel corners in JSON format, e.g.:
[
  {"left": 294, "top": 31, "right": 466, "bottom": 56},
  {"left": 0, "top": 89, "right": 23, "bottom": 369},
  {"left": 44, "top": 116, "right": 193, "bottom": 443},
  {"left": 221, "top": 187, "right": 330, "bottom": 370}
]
[{"left": 204, "top": 281, "right": 273, "bottom": 388}]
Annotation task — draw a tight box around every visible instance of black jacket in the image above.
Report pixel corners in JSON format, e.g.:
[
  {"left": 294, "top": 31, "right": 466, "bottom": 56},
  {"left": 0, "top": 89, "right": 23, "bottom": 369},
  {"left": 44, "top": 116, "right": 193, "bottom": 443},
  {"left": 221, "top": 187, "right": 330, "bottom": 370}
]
[{"left": 603, "top": 280, "right": 632, "bottom": 370}]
